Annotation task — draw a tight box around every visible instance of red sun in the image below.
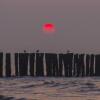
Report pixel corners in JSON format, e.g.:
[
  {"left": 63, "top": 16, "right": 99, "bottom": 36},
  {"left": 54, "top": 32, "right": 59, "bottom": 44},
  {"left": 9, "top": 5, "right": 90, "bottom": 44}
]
[{"left": 43, "top": 23, "right": 55, "bottom": 33}]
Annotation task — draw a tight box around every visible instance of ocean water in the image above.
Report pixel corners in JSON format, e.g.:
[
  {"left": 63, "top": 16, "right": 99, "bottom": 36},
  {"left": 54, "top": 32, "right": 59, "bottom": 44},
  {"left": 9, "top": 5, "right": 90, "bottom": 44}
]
[{"left": 0, "top": 77, "right": 100, "bottom": 100}]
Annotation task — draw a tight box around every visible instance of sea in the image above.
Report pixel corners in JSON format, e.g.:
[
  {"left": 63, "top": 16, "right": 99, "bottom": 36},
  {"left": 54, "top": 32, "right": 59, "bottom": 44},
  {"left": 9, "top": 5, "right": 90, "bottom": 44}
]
[{"left": 0, "top": 77, "right": 100, "bottom": 100}]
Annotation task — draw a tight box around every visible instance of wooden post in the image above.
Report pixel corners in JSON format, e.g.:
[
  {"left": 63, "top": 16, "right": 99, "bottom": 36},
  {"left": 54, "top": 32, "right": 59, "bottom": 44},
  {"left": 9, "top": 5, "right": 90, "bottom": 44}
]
[
  {"left": 90, "top": 54, "right": 95, "bottom": 76},
  {"left": 95, "top": 54, "right": 100, "bottom": 76},
  {"left": 63, "top": 53, "right": 73, "bottom": 77},
  {"left": 19, "top": 52, "right": 29, "bottom": 76},
  {"left": 0, "top": 53, "right": 3, "bottom": 77},
  {"left": 15, "top": 53, "right": 19, "bottom": 76},
  {"left": 77, "top": 54, "right": 85, "bottom": 77},
  {"left": 52, "top": 53, "right": 59, "bottom": 77},
  {"left": 73, "top": 54, "right": 79, "bottom": 77},
  {"left": 5, "top": 53, "right": 11, "bottom": 77},
  {"left": 63, "top": 53, "right": 69, "bottom": 77},
  {"left": 58, "top": 54, "right": 63, "bottom": 76},
  {"left": 77, "top": 54, "right": 81, "bottom": 77},
  {"left": 36, "top": 52, "right": 44, "bottom": 76},
  {"left": 29, "top": 53, "right": 35, "bottom": 76},
  {"left": 80, "top": 54, "right": 85, "bottom": 77},
  {"left": 45, "top": 53, "right": 59, "bottom": 77},
  {"left": 68, "top": 53, "right": 73, "bottom": 77},
  {"left": 86, "top": 54, "right": 90, "bottom": 76},
  {"left": 45, "top": 53, "right": 52, "bottom": 76}
]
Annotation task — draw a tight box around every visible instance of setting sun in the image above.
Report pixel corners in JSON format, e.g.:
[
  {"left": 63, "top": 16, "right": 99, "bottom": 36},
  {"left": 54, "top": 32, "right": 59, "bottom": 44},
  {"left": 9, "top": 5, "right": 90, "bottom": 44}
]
[{"left": 43, "top": 23, "right": 55, "bottom": 33}]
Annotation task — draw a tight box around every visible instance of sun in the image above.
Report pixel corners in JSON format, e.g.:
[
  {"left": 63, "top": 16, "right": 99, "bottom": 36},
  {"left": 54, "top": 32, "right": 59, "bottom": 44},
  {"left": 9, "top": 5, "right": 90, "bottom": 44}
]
[{"left": 43, "top": 23, "right": 55, "bottom": 33}]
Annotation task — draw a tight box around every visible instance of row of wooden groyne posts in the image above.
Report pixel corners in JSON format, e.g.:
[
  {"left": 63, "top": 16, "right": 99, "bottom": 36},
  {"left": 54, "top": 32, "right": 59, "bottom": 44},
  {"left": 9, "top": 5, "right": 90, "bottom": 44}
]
[{"left": 0, "top": 51, "right": 100, "bottom": 77}]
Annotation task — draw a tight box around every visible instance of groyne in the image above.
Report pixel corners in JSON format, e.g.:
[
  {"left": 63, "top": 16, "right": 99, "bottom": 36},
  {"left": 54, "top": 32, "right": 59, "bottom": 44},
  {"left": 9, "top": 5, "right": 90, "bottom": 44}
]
[{"left": 0, "top": 52, "right": 100, "bottom": 77}]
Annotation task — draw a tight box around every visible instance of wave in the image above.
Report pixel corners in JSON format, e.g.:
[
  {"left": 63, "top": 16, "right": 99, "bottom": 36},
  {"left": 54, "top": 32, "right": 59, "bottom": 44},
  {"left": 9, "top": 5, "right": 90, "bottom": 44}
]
[{"left": 0, "top": 77, "right": 100, "bottom": 100}]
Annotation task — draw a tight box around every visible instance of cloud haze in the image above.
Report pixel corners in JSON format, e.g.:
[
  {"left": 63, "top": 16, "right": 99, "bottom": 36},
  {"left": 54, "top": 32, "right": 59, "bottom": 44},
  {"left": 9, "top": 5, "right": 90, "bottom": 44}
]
[{"left": 0, "top": 0, "right": 100, "bottom": 53}]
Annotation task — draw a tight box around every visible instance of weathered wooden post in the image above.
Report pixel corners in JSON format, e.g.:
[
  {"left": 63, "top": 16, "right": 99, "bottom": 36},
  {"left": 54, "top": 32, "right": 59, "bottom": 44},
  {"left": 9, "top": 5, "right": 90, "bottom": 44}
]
[
  {"left": 29, "top": 53, "right": 35, "bottom": 76},
  {"left": 58, "top": 53, "right": 63, "bottom": 76},
  {"left": 95, "top": 54, "right": 100, "bottom": 76},
  {"left": 45, "top": 53, "right": 52, "bottom": 76},
  {"left": 0, "top": 52, "right": 3, "bottom": 77},
  {"left": 63, "top": 53, "right": 73, "bottom": 77},
  {"left": 36, "top": 51, "right": 44, "bottom": 76},
  {"left": 73, "top": 54, "right": 79, "bottom": 76},
  {"left": 68, "top": 53, "right": 73, "bottom": 77},
  {"left": 52, "top": 53, "right": 59, "bottom": 77},
  {"left": 86, "top": 54, "right": 90, "bottom": 76},
  {"left": 19, "top": 51, "right": 29, "bottom": 76},
  {"left": 77, "top": 54, "right": 85, "bottom": 77},
  {"left": 76, "top": 54, "right": 81, "bottom": 77},
  {"left": 77, "top": 54, "right": 81, "bottom": 77},
  {"left": 45, "top": 53, "right": 59, "bottom": 77},
  {"left": 80, "top": 54, "right": 85, "bottom": 77},
  {"left": 63, "top": 53, "right": 69, "bottom": 77},
  {"left": 5, "top": 53, "right": 11, "bottom": 77},
  {"left": 90, "top": 54, "right": 95, "bottom": 76},
  {"left": 15, "top": 53, "right": 19, "bottom": 76}
]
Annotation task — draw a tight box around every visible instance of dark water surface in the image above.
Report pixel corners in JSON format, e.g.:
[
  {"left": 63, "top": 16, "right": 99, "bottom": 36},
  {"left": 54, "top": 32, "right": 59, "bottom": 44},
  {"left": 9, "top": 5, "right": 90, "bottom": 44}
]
[{"left": 0, "top": 77, "right": 100, "bottom": 100}]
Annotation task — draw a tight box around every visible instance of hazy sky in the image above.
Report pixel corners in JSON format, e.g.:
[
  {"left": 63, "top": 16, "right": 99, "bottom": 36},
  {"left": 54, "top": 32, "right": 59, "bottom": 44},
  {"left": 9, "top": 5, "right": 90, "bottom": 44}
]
[{"left": 0, "top": 0, "right": 100, "bottom": 53}]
